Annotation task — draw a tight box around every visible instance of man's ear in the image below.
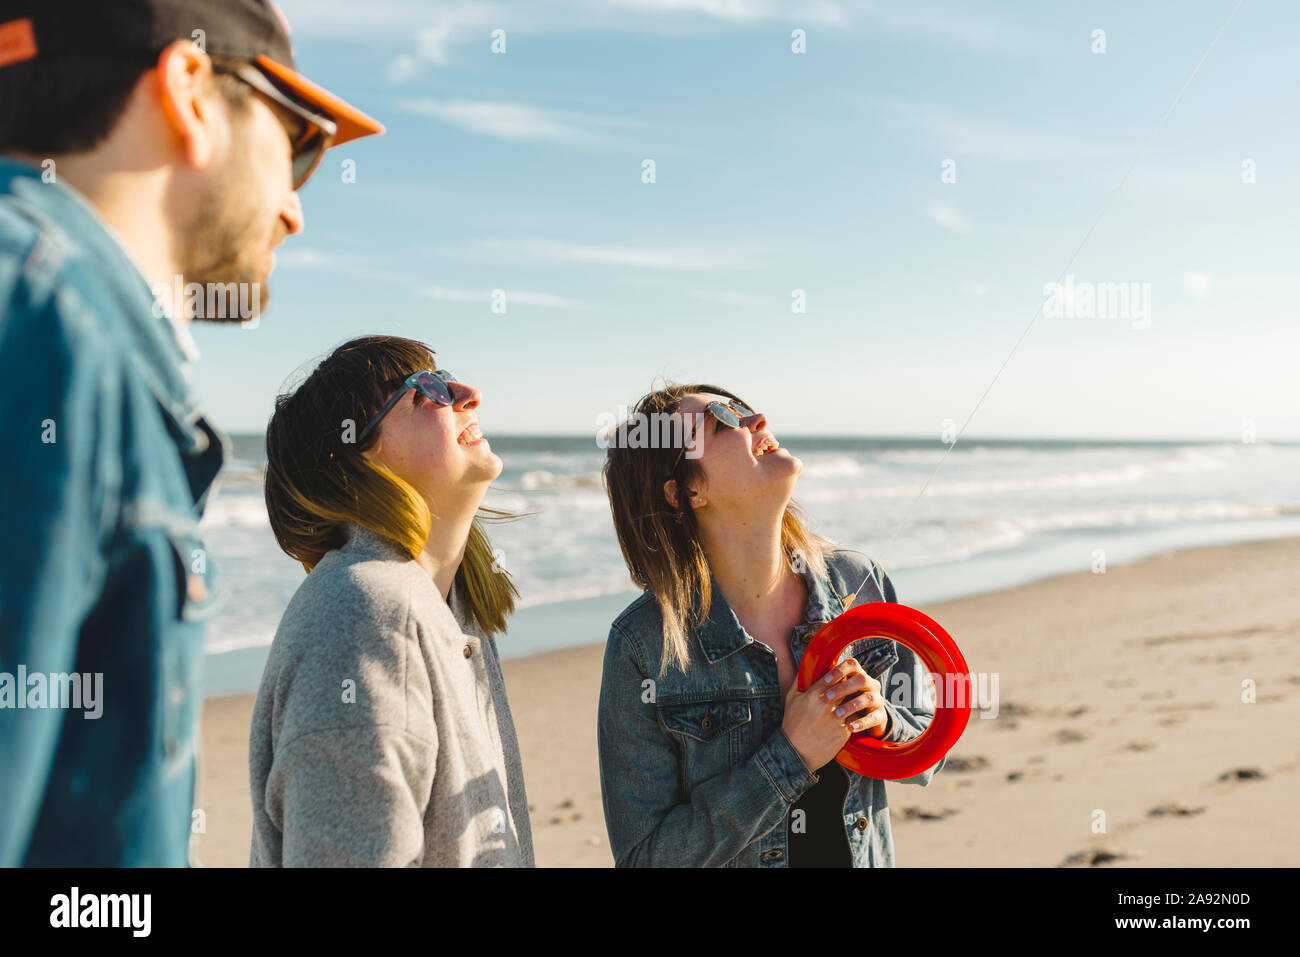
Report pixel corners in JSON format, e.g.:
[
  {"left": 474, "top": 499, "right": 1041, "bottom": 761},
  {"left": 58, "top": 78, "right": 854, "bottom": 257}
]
[{"left": 153, "top": 40, "right": 221, "bottom": 173}]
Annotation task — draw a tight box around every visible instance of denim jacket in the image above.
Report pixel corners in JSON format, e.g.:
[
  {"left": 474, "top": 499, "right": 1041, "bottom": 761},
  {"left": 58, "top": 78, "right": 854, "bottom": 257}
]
[
  {"left": 597, "top": 548, "right": 945, "bottom": 867},
  {"left": 0, "top": 158, "right": 224, "bottom": 865}
]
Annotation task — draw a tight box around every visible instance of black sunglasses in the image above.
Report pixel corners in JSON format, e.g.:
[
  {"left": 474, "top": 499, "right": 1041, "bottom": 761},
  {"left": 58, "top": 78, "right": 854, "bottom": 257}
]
[
  {"left": 356, "top": 369, "right": 457, "bottom": 445},
  {"left": 218, "top": 62, "right": 339, "bottom": 189},
  {"left": 668, "top": 399, "right": 757, "bottom": 475}
]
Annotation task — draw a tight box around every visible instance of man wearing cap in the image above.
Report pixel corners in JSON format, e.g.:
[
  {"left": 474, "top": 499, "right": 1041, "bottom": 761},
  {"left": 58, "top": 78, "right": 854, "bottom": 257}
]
[{"left": 0, "top": 0, "right": 382, "bottom": 865}]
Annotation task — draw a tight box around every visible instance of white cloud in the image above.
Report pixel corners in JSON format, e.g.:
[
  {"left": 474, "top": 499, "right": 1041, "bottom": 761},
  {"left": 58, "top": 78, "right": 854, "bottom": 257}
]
[
  {"left": 420, "top": 285, "right": 588, "bottom": 308},
  {"left": 414, "top": 23, "right": 455, "bottom": 63},
  {"left": 282, "top": 0, "right": 1013, "bottom": 58},
  {"left": 608, "top": 0, "right": 843, "bottom": 23},
  {"left": 865, "top": 3, "right": 1019, "bottom": 50},
  {"left": 396, "top": 98, "right": 634, "bottom": 146},
  {"left": 272, "top": 248, "right": 420, "bottom": 283},
  {"left": 451, "top": 237, "right": 757, "bottom": 271},
  {"left": 276, "top": 248, "right": 331, "bottom": 268},
  {"left": 881, "top": 100, "right": 1115, "bottom": 162},
  {"left": 925, "top": 202, "right": 971, "bottom": 233},
  {"left": 286, "top": 0, "right": 845, "bottom": 37},
  {"left": 385, "top": 54, "right": 420, "bottom": 85},
  {"left": 690, "top": 289, "right": 771, "bottom": 306},
  {"left": 384, "top": 24, "right": 456, "bottom": 82}
]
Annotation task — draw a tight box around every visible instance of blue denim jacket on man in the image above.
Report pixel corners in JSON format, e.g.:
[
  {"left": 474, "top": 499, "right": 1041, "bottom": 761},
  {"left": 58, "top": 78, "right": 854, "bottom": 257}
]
[
  {"left": 0, "top": 158, "right": 224, "bottom": 865},
  {"left": 597, "top": 547, "right": 945, "bottom": 867}
]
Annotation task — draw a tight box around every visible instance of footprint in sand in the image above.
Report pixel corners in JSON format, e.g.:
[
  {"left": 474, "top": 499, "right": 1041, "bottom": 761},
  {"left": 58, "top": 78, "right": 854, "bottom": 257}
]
[
  {"left": 1055, "top": 728, "right": 1088, "bottom": 744},
  {"left": 999, "top": 702, "right": 1037, "bottom": 718},
  {"left": 1060, "top": 848, "right": 1129, "bottom": 867},
  {"left": 942, "top": 754, "right": 990, "bottom": 772},
  {"left": 897, "top": 806, "right": 959, "bottom": 822},
  {"left": 1147, "top": 803, "right": 1204, "bottom": 818},
  {"left": 548, "top": 798, "right": 581, "bottom": 825},
  {"left": 1217, "top": 767, "right": 1265, "bottom": 783},
  {"left": 1125, "top": 741, "right": 1154, "bottom": 752},
  {"left": 1152, "top": 701, "right": 1216, "bottom": 713}
]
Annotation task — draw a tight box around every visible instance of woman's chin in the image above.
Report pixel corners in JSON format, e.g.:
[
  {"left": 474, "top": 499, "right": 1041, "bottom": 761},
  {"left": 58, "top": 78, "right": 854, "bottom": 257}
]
[
  {"left": 759, "top": 448, "right": 802, "bottom": 476},
  {"left": 464, "top": 444, "right": 503, "bottom": 480}
]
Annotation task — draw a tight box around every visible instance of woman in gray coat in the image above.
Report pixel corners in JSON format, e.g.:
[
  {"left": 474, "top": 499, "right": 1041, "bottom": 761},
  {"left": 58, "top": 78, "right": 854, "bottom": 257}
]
[{"left": 249, "top": 335, "right": 533, "bottom": 867}]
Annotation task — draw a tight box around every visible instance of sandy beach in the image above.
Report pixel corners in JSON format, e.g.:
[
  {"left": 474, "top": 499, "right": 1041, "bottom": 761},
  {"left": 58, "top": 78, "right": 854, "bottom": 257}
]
[{"left": 194, "top": 535, "right": 1300, "bottom": 868}]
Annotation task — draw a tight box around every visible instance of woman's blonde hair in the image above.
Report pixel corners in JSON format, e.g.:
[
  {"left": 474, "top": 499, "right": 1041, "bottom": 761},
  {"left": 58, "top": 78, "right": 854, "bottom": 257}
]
[
  {"left": 264, "top": 335, "right": 519, "bottom": 636},
  {"left": 603, "top": 381, "right": 835, "bottom": 675}
]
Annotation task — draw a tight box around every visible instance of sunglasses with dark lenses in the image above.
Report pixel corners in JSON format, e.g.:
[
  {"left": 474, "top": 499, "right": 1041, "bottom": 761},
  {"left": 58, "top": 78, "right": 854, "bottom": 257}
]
[
  {"left": 669, "top": 399, "right": 757, "bottom": 474},
  {"left": 225, "top": 63, "right": 339, "bottom": 190},
  {"left": 356, "top": 369, "right": 457, "bottom": 445}
]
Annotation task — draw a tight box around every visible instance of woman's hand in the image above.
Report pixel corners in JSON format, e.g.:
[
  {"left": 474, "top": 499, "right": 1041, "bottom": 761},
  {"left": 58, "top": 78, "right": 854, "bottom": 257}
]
[{"left": 781, "top": 658, "right": 889, "bottom": 772}]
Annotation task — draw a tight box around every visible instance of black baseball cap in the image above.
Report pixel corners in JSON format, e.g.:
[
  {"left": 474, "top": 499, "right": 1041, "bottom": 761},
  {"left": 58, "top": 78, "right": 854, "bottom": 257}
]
[{"left": 0, "top": 0, "right": 383, "bottom": 146}]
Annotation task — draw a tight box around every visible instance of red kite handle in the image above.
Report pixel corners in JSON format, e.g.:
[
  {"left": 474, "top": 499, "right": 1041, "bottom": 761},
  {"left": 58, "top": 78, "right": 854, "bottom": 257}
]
[{"left": 796, "top": 602, "right": 971, "bottom": 780}]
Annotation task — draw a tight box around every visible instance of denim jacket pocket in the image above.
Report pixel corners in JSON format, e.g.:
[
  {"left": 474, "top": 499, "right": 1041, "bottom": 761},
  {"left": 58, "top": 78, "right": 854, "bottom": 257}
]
[
  {"left": 659, "top": 697, "right": 754, "bottom": 790},
  {"left": 658, "top": 698, "right": 752, "bottom": 744},
  {"left": 660, "top": 696, "right": 754, "bottom": 743}
]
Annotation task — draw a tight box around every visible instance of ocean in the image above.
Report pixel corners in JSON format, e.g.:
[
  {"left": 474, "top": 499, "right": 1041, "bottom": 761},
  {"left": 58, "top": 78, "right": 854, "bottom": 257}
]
[{"left": 200, "top": 435, "right": 1300, "bottom": 695}]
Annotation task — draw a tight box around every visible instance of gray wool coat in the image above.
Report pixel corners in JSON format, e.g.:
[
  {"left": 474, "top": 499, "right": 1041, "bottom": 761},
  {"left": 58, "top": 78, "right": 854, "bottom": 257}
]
[{"left": 249, "top": 523, "right": 534, "bottom": 867}]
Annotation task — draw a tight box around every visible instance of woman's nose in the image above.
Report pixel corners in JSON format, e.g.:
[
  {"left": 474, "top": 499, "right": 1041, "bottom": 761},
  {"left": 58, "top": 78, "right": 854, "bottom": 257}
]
[
  {"left": 450, "top": 381, "right": 481, "bottom": 410},
  {"left": 745, "top": 410, "right": 767, "bottom": 431}
]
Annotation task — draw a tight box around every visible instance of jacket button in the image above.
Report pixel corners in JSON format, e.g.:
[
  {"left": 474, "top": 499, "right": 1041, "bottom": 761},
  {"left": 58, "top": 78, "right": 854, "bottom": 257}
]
[
  {"left": 463, "top": 645, "right": 473, "bottom": 658},
  {"left": 700, "top": 715, "right": 713, "bottom": 732},
  {"left": 855, "top": 817, "right": 869, "bottom": 831}
]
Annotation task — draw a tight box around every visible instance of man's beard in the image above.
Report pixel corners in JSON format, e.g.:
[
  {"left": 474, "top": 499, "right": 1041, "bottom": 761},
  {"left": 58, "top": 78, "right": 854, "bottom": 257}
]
[{"left": 175, "top": 153, "right": 276, "bottom": 324}]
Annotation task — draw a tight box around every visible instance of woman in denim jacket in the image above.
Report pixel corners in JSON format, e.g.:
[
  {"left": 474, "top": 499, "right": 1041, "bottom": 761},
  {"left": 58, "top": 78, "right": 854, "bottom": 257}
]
[{"left": 598, "top": 383, "right": 945, "bottom": 867}]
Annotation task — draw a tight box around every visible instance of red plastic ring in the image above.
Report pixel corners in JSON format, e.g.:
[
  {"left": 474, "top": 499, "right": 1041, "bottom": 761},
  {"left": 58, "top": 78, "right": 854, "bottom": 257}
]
[{"left": 796, "top": 602, "right": 971, "bottom": 780}]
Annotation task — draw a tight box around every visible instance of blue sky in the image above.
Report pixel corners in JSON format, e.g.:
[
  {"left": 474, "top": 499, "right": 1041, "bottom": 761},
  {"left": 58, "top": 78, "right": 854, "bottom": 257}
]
[{"left": 191, "top": 0, "right": 1300, "bottom": 441}]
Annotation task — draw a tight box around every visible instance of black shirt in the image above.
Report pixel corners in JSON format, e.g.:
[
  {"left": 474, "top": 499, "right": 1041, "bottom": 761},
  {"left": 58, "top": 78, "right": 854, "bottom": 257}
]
[{"left": 787, "top": 760, "right": 852, "bottom": 867}]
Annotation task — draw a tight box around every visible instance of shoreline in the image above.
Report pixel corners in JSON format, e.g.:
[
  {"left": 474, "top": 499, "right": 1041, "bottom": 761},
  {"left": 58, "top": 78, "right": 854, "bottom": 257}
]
[
  {"left": 196, "top": 534, "right": 1300, "bottom": 867},
  {"left": 201, "top": 518, "right": 1300, "bottom": 697}
]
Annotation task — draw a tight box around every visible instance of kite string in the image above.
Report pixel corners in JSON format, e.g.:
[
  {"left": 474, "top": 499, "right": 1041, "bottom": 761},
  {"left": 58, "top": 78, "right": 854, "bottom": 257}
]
[{"left": 843, "top": 0, "right": 1246, "bottom": 608}]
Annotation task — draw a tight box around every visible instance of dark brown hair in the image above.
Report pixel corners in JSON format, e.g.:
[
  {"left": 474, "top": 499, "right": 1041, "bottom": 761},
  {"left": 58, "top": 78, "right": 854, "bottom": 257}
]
[{"left": 264, "top": 335, "right": 519, "bottom": 636}]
